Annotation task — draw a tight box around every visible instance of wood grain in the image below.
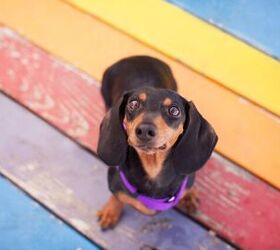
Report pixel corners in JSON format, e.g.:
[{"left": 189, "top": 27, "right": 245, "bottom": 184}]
[
  {"left": 0, "top": 0, "right": 279, "bottom": 187},
  {"left": 182, "top": 154, "right": 280, "bottom": 250},
  {"left": 0, "top": 27, "right": 279, "bottom": 250},
  {"left": 0, "top": 28, "right": 105, "bottom": 150},
  {"left": 0, "top": 94, "right": 233, "bottom": 250},
  {"left": 167, "top": 0, "right": 280, "bottom": 59},
  {"left": 67, "top": 0, "right": 280, "bottom": 115},
  {"left": 0, "top": 176, "right": 99, "bottom": 250}
]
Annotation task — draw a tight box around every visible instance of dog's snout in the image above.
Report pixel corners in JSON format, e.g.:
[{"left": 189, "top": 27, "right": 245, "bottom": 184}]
[{"left": 135, "top": 123, "right": 157, "bottom": 142}]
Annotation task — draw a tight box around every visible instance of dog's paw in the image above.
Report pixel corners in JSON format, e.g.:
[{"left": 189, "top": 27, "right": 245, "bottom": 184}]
[
  {"left": 97, "top": 196, "right": 123, "bottom": 230},
  {"left": 178, "top": 189, "right": 200, "bottom": 214}
]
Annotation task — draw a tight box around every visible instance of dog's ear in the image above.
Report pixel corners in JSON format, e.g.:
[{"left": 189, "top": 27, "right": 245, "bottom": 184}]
[
  {"left": 172, "top": 99, "right": 218, "bottom": 175},
  {"left": 97, "top": 92, "right": 130, "bottom": 166}
]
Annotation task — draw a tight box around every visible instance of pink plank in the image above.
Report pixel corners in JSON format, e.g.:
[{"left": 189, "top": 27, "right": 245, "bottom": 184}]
[{"left": 0, "top": 27, "right": 279, "bottom": 250}]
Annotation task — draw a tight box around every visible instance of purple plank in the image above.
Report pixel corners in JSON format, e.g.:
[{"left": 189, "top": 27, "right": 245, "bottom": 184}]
[{"left": 0, "top": 94, "right": 233, "bottom": 250}]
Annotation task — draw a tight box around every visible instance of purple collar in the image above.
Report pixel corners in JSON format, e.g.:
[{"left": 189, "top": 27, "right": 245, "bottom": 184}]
[{"left": 116, "top": 166, "right": 188, "bottom": 211}]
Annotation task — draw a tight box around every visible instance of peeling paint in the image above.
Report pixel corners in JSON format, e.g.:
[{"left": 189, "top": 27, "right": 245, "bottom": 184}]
[{"left": 69, "top": 218, "right": 90, "bottom": 232}]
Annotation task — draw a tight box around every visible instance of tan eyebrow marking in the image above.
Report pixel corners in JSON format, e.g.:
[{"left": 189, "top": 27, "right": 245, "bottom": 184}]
[
  {"left": 163, "top": 97, "right": 172, "bottom": 106},
  {"left": 139, "top": 92, "right": 147, "bottom": 102}
]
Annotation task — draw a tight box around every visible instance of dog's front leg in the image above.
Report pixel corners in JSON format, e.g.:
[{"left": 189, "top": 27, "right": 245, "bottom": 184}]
[
  {"left": 116, "top": 192, "right": 157, "bottom": 216},
  {"left": 97, "top": 195, "right": 124, "bottom": 230}
]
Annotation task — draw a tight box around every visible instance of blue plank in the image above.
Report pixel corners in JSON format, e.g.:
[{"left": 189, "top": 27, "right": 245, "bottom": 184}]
[
  {"left": 167, "top": 0, "right": 280, "bottom": 59},
  {"left": 0, "top": 95, "right": 234, "bottom": 250},
  {"left": 0, "top": 176, "right": 99, "bottom": 250}
]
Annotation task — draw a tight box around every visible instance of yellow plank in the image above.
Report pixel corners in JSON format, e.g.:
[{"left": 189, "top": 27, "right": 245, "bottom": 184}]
[
  {"left": 0, "top": 0, "right": 279, "bottom": 187},
  {"left": 66, "top": 0, "right": 280, "bottom": 116}
]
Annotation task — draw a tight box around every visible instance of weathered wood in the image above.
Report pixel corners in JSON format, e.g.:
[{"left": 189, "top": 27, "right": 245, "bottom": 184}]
[
  {"left": 182, "top": 154, "right": 280, "bottom": 250},
  {"left": 0, "top": 94, "right": 233, "bottom": 250},
  {"left": 65, "top": 0, "right": 280, "bottom": 116},
  {"left": 0, "top": 27, "right": 105, "bottom": 150},
  {"left": 0, "top": 176, "right": 99, "bottom": 250},
  {"left": 0, "top": 27, "right": 279, "bottom": 249},
  {"left": 0, "top": 0, "right": 279, "bottom": 187},
  {"left": 167, "top": 0, "right": 280, "bottom": 59}
]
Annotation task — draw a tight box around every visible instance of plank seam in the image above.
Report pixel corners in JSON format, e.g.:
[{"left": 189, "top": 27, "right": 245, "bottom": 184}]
[
  {"left": 62, "top": 0, "right": 280, "bottom": 115},
  {"left": 0, "top": 90, "right": 243, "bottom": 249},
  {"left": 60, "top": 0, "right": 280, "bottom": 118},
  {"left": 166, "top": 0, "right": 280, "bottom": 61},
  {"left": 0, "top": 169, "right": 105, "bottom": 250}
]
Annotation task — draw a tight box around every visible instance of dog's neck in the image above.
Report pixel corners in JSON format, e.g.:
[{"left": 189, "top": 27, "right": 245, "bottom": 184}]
[{"left": 136, "top": 149, "right": 169, "bottom": 179}]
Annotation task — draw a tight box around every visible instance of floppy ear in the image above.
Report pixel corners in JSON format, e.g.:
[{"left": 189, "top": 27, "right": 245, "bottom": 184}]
[
  {"left": 97, "top": 93, "right": 130, "bottom": 166},
  {"left": 172, "top": 100, "right": 218, "bottom": 175}
]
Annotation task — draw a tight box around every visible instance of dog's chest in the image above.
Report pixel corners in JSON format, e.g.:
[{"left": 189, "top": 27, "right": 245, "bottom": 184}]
[{"left": 137, "top": 151, "right": 167, "bottom": 179}]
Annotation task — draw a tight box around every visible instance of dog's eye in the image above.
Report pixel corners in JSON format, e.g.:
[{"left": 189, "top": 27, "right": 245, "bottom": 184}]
[
  {"left": 127, "top": 100, "right": 140, "bottom": 112},
  {"left": 169, "top": 106, "right": 180, "bottom": 117}
]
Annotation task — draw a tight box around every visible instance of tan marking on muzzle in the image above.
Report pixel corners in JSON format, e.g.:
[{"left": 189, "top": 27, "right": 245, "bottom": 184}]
[
  {"left": 123, "top": 113, "right": 145, "bottom": 146},
  {"left": 133, "top": 115, "right": 184, "bottom": 179},
  {"left": 153, "top": 115, "right": 184, "bottom": 149}
]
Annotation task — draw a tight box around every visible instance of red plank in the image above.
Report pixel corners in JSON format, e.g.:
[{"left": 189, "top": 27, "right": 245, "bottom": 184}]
[
  {"left": 0, "top": 28, "right": 105, "bottom": 150},
  {"left": 0, "top": 27, "right": 279, "bottom": 250},
  {"left": 186, "top": 155, "right": 280, "bottom": 249}
]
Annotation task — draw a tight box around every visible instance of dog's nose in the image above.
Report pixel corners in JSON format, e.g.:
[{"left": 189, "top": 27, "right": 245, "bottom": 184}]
[{"left": 135, "top": 123, "right": 157, "bottom": 142}]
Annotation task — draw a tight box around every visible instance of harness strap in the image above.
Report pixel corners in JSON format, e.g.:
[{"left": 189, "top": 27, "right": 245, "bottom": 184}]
[{"left": 116, "top": 166, "right": 188, "bottom": 211}]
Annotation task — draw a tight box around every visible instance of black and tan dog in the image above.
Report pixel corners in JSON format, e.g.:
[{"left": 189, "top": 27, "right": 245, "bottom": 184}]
[{"left": 97, "top": 56, "right": 218, "bottom": 229}]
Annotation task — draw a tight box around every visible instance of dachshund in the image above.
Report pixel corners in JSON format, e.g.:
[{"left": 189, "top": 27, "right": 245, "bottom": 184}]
[{"left": 97, "top": 56, "right": 218, "bottom": 229}]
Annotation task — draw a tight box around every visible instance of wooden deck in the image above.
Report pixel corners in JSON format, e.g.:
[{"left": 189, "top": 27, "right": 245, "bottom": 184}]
[
  {"left": 0, "top": 27, "right": 279, "bottom": 249},
  {"left": 167, "top": 0, "right": 280, "bottom": 59},
  {"left": 0, "top": 94, "right": 233, "bottom": 250},
  {"left": 0, "top": 0, "right": 279, "bottom": 249},
  {"left": 66, "top": 0, "right": 280, "bottom": 116},
  {"left": 0, "top": 176, "right": 99, "bottom": 250},
  {"left": 0, "top": 0, "right": 279, "bottom": 188}
]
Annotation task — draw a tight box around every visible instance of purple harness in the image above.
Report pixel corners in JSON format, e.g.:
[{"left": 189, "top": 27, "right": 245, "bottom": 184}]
[{"left": 116, "top": 166, "right": 188, "bottom": 211}]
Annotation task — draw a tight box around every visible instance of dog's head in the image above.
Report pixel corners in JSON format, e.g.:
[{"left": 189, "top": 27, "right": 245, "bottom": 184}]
[{"left": 97, "top": 87, "right": 218, "bottom": 175}]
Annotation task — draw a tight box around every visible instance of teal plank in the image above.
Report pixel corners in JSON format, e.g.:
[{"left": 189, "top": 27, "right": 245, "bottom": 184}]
[
  {"left": 167, "top": 0, "right": 280, "bottom": 60},
  {"left": 0, "top": 176, "right": 99, "bottom": 250}
]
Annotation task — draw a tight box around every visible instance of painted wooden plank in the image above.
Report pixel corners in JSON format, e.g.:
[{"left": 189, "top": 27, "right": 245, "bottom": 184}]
[
  {"left": 167, "top": 0, "right": 280, "bottom": 60},
  {"left": 0, "top": 18, "right": 279, "bottom": 188},
  {"left": 0, "top": 94, "right": 233, "bottom": 250},
  {"left": 0, "top": 28, "right": 106, "bottom": 151},
  {"left": 64, "top": 0, "right": 280, "bottom": 116},
  {"left": 0, "top": 28, "right": 279, "bottom": 249},
  {"left": 0, "top": 176, "right": 100, "bottom": 250},
  {"left": 181, "top": 154, "right": 280, "bottom": 250}
]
